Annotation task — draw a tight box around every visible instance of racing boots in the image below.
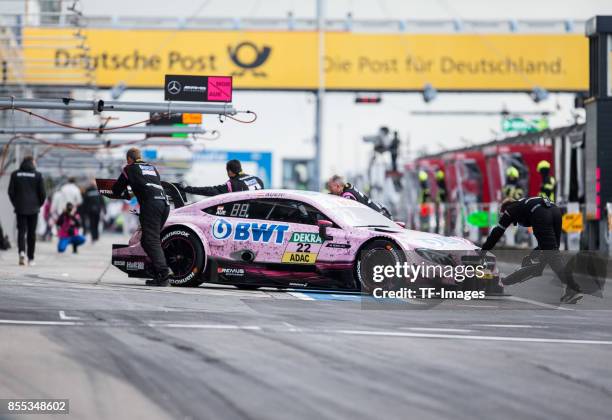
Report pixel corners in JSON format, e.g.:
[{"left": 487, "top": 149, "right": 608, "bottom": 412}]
[
  {"left": 145, "top": 270, "right": 170, "bottom": 287},
  {"left": 560, "top": 287, "right": 583, "bottom": 304},
  {"left": 145, "top": 278, "right": 169, "bottom": 287}
]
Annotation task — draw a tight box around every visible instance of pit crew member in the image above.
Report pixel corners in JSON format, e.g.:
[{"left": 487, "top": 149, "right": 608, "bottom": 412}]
[
  {"left": 112, "top": 147, "right": 170, "bottom": 287},
  {"left": 180, "top": 159, "right": 264, "bottom": 196},
  {"left": 481, "top": 197, "right": 583, "bottom": 304}
]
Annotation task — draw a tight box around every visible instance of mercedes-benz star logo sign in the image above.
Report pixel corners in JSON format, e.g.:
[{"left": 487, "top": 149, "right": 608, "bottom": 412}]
[{"left": 167, "top": 80, "right": 181, "bottom": 95}]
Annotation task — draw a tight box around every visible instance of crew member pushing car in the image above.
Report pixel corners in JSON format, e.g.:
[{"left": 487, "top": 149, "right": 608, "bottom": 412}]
[
  {"left": 112, "top": 147, "right": 170, "bottom": 287},
  {"left": 327, "top": 175, "right": 392, "bottom": 219},
  {"left": 180, "top": 159, "right": 264, "bottom": 196},
  {"left": 480, "top": 196, "right": 583, "bottom": 304}
]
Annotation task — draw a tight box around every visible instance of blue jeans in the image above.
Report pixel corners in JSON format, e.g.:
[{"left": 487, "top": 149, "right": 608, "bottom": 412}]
[{"left": 57, "top": 235, "right": 86, "bottom": 253}]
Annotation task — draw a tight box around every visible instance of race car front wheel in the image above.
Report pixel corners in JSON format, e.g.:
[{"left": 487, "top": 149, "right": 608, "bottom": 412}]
[
  {"left": 356, "top": 239, "right": 405, "bottom": 294},
  {"left": 161, "top": 227, "right": 205, "bottom": 287}
]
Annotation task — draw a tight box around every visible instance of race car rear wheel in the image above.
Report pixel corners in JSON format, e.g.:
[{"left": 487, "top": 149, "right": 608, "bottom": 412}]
[
  {"left": 161, "top": 227, "right": 205, "bottom": 287},
  {"left": 356, "top": 239, "right": 405, "bottom": 294}
]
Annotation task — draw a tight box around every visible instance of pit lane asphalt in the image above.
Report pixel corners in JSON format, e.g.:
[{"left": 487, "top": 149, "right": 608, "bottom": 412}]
[{"left": 1, "top": 236, "right": 612, "bottom": 420}]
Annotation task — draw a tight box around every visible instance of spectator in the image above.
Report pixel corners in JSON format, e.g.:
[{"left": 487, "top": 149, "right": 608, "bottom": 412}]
[
  {"left": 82, "top": 181, "right": 106, "bottom": 242},
  {"left": 8, "top": 156, "right": 46, "bottom": 266},
  {"left": 51, "top": 177, "right": 83, "bottom": 220},
  {"left": 41, "top": 196, "right": 53, "bottom": 241},
  {"left": 56, "top": 202, "right": 86, "bottom": 254}
]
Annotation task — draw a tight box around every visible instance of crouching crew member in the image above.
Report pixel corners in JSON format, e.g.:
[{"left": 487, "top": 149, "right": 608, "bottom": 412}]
[
  {"left": 112, "top": 148, "right": 170, "bottom": 287},
  {"left": 327, "top": 175, "right": 392, "bottom": 219},
  {"left": 181, "top": 159, "right": 264, "bottom": 196},
  {"left": 481, "top": 197, "right": 583, "bottom": 304}
]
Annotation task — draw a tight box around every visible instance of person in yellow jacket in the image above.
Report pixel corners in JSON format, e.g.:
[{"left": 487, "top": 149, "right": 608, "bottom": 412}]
[
  {"left": 537, "top": 160, "right": 556, "bottom": 202},
  {"left": 435, "top": 169, "right": 447, "bottom": 203},
  {"left": 418, "top": 170, "right": 431, "bottom": 204},
  {"left": 502, "top": 166, "right": 525, "bottom": 200}
]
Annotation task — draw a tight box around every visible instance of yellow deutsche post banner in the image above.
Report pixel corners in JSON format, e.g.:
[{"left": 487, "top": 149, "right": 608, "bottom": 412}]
[{"left": 21, "top": 27, "right": 588, "bottom": 91}]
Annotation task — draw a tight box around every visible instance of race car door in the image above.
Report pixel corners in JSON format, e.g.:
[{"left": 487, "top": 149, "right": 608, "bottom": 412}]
[
  {"left": 261, "top": 198, "right": 353, "bottom": 288},
  {"left": 261, "top": 198, "right": 329, "bottom": 268},
  {"left": 205, "top": 198, "right": 336, "bottom": 267},
  {"left": 204, "top": 198, "right": 290, "bottom": 264}
]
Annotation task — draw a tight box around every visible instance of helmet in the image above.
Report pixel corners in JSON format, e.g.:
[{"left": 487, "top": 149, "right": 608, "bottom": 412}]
[
  {"left": 435, "top": 169, "right": 445, "bottom": 181},
  {"left": 418, "top": 170, "right": 428, "bottom": 182},
  {"left": 506, "top": 166, "right": 519, "bottom": 179},
  {"left": 537, "top": 160, "right": 551, "bottom": 172}
]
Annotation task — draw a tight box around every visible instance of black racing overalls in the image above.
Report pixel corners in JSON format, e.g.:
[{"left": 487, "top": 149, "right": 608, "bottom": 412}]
[
  {"left": 184, "top": 173, "right": 264, "bottom": 196},
  {"left": 482, "top": 197, "right": 581, "bottom": 291},
  {"left": 341, "top": 183, "right": 392, "bottom": 219},
  {"left": 113, "top": 160, "right": 170, "bottom": 280}
]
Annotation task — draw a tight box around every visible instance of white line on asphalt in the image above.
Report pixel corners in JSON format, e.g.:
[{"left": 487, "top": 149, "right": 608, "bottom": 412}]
[
  {"left": 404, "top": 328, "right": 473, "bottom": 333},
  {"left": 288, "top": 292, "right": 315, "bottom": 300},
  {"left": 58, "top": 310, "right": 81, "bottom": 321},
  {"left": 501, "top": 295, "right": 573, "bottom": 311},
  {"left": 0, "top": 319, "right": 82, "bottom": 326},
  {"left": 474, "top": 324, "right": 548, "bottom": 329},
  {"left": 330, "top": 329, "right": 612, "bottom": 345},
  {"left": 148, "top": 323, "right": 262, "bottom": 330},
  {"left": 283, "top": 322, "right": 300, "bottom": 332}
]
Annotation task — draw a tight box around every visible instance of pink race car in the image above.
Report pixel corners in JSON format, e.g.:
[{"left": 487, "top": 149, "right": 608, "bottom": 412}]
[{"left": 112, "top": 189, "right": 500, "bottom": 292}]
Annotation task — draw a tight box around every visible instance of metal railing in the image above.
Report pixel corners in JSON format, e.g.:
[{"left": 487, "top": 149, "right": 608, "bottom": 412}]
[{"left": 0, "top": 12, "right": 587, "bottom": 33}]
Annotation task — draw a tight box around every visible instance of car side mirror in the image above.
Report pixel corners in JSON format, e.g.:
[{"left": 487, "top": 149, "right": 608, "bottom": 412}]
[{"left": 317, "top": 219, "right": 333, "bottom": 241}]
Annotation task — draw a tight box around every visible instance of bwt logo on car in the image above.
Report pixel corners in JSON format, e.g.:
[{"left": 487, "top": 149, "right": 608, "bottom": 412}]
[{"left": 212, "top": 219, "right": 289, "bottom": 244}]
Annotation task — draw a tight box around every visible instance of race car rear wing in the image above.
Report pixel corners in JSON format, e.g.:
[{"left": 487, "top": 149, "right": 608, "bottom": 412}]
[
  {"left": 95, "top": 178, "right": 130, "bottom": 200},
  {"left": 162, "top": 181, "right": 186, "bottom": 208},
  {"left": 95, "top": 178, "right": 187, "bottom": 208}
]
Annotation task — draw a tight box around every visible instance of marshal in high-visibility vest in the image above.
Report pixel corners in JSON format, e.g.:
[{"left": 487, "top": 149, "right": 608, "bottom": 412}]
[
  {"left": 502, "top": 166, "right": 525, "bottom": 200},
  {"left": 537, "top": 160, "right": 556, "bottom": 202}
]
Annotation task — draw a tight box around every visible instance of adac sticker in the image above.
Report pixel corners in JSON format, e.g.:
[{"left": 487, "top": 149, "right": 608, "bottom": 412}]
[
  {"left": 289, "top": 232, "right": 322, "bottom": 244},
  {"left": 211, "top": 218, "right": 289, "bottom": 244},
  {"left": 282, "top": 252, "right": 318, "bottom": 264}
]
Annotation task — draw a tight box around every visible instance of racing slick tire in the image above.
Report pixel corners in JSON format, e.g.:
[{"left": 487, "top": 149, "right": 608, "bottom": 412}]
[
  {"left": 161, "top": 227, "right": 206, "bottom": 287},
  {"left": 356, "top": 239, "right": 405, "bottom": 294}
]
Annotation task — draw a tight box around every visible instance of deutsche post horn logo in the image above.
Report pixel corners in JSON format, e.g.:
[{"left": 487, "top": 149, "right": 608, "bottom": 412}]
[
  {"left": 167, "top": 80, "right": 182, "bottom": 95},
  {"left": 227, "top": 42, "right": 271, "bottom": 77}
]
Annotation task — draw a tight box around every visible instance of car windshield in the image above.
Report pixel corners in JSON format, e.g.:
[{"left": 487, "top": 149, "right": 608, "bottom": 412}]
[{"left": 331, "top": 205, "right": 397, "bottom": 228}]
